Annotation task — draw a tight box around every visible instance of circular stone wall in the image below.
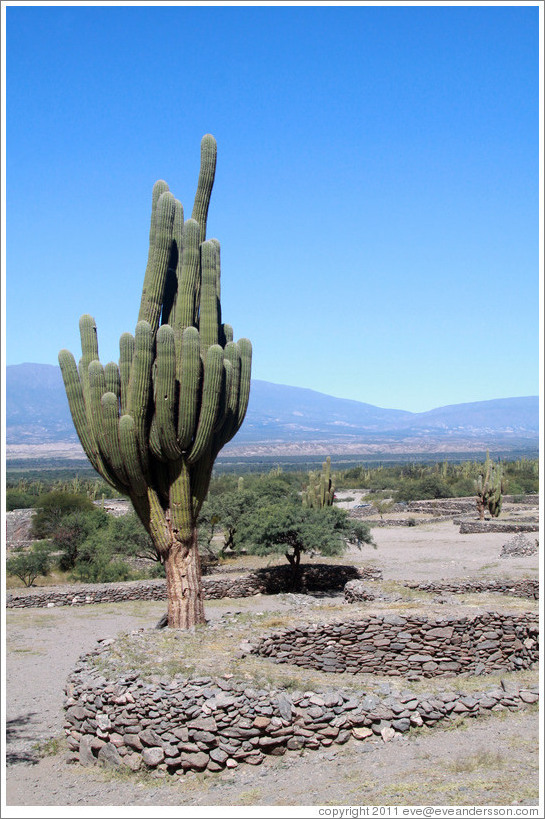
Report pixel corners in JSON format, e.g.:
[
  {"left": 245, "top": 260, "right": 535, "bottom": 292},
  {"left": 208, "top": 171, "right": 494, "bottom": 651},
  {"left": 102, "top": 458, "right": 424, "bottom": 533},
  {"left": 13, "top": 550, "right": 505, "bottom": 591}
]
[
  {"left": 64, "top": 632, "right": 539, "bottom": 776},
  {"left": 251, "top": 612, "right": 538, "bottom": 678}
]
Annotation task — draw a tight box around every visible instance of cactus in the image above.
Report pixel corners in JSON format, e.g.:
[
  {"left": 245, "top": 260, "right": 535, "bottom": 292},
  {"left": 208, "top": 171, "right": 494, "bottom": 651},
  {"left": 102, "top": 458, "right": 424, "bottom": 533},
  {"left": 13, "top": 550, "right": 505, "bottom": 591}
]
[
  {"left": 302, "top": 456, "right": 335, "bottom": 508},
  {"left": 59, "top": 135, "right": 252, "bottom": 628},
  {"left": 474, "top": 452, "right": 505, "bottom": 520}
]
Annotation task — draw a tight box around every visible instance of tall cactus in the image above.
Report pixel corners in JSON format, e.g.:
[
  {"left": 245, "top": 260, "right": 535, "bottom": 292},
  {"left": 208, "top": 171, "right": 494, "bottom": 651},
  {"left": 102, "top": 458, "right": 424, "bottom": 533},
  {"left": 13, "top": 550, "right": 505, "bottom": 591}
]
[
  {"left": 302, "top": 456, "right": 335, "bottom": 508},
  {"left": 474, "top": 452, "right": 505, "bottom": 520},
  {"left": 59, "top": 135, "right": 252, "bottom": 628}
]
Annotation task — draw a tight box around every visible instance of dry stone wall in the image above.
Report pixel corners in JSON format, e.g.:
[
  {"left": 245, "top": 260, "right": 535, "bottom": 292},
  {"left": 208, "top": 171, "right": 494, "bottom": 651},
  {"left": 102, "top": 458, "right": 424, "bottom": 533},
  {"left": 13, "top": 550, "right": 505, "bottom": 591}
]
[
  {"left": 459, "top": 521, "right": 539, "bottom": 534},
  {"left": 63, "top": 632, "right": 539, "bottom": 776},
  {"left": 404, "top": 579, "right": 539, "bottom": 600},
  {"left": 251, "top": 612, "right": 538, "bottom": 679},
  {"left": 6, "top": 565, "right": 382, "bottom": 609}
]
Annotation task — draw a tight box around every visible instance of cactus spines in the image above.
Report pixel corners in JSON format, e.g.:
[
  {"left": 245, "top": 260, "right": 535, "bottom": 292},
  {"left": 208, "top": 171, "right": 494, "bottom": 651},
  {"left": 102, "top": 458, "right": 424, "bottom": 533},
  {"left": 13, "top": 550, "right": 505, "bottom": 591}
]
[{"left": 59, "top": 135, "right": 252, "bottom": 629}]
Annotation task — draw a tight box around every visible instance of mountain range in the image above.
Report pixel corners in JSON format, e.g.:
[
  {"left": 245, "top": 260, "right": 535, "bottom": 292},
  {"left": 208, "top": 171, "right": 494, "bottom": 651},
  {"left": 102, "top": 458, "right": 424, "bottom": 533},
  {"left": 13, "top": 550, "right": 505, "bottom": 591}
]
[{"left": 5, "top": 363, "right": 539, "bottom": 456}]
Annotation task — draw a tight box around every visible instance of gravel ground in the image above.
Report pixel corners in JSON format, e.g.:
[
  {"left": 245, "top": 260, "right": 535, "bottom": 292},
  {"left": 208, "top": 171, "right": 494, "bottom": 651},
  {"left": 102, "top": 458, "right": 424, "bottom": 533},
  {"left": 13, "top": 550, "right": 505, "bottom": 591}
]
[{"left": 3, "top": 520, "right": 541, "bottom": 815}]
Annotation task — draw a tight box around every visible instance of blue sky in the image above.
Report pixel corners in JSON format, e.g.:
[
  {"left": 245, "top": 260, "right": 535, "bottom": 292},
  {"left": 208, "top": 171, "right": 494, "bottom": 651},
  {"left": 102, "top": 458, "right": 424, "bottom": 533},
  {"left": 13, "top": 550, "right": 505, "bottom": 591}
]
[{"left": 4, "top": 2, "right": 540, "bottom": 413}]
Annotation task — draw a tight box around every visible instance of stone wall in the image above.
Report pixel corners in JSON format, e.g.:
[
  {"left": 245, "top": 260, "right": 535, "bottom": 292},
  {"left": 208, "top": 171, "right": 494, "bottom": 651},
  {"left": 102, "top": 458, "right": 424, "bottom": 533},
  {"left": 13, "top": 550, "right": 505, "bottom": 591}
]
[
  {"left": 63, "top": 633, "right": 539, "bottom": 776},
  {"left": 459, "top": 521, "right": 539, "bottom": 534},
  {"left": 6, "top": 565, "right": 382, "bottom": 609},
  {"left": 251, "top": 612, "right": 539, "bottom": 678},
  {"left": 5, "top": 508, "right": 34, "bottom": 551},
  {"left": 404, "top": 579, "right": 539, "bottom": 600}
]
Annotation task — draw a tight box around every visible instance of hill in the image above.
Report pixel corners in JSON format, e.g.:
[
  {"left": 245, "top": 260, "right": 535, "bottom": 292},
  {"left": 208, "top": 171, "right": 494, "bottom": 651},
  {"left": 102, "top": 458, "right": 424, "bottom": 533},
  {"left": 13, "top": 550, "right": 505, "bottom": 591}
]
[{"left": 5, "top": 363, "right": 539, "bottom": 456}]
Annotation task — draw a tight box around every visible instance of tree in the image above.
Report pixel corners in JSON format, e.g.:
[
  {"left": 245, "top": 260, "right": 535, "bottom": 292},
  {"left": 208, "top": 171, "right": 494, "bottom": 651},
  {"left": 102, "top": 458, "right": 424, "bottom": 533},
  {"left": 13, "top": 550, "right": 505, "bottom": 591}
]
[
  {"left": 59, "top": 135, "right": 252, "bottom": 628},
  {"left": 7, "top": 543, "right": 52, "bottom": 587},
  {"left": 31, "top": 491, "right": 96, "bottom": 539},
  {"left": 52, "top": 508, "right": 109, "bottom": 571},
  {"left": 237, "top": 502, "right": 374, "bottom": 590}
]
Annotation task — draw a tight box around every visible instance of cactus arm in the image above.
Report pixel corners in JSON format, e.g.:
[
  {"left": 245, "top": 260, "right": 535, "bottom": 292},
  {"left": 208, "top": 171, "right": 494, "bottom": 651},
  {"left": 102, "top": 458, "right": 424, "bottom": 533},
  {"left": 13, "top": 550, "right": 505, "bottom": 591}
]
[
  {"left": 138, "top": 179, "right": 169, "bottom": 323},
  {"left": 127, "top": 320, "right": 154, "bottom": 474},
  {"left": 138, "top": 190, "right": 176, "bottom": 334},
  {"left": 177, "top": 326, "right": 202, "bottom": 450},
  {"left": 104, "top": 361, "right": 121, "bottom": 400},
  {"left": 58, "top": 349, "right": 101, "bottom": 473},
  {"left": 191, "top": 133, "right": 217, "bottom": 243},
  {"left": 162, "top": 198, "right": 184, "bottom": 327},
  {"left": 119, "top": 332, "right": 135, "bottom": 415},
  {"left": 175, "top": 218, "right": 201, "bottom": 334},
  {"left": 198, "top": 240, "right": 221, "bottom": 352},
  {"left": 186, "top": 345, "right": 224, "bottom": 465},
  {"left": 119, "top": 414, "right": 148, "bottom": 496},
  {"left": 155, "top": 324, "right": 182, "bottom": 460},
  {"left": 101, "top": 391, "right": 129, "bottom": 487},
  {"left": 234, "top": 338, "right": 252, "bottom": 433}
]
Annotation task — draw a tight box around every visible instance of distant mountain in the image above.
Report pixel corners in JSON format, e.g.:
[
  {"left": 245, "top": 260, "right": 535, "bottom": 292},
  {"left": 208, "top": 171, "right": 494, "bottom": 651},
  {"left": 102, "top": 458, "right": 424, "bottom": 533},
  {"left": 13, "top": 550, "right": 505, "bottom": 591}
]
[{"left": 5, "top": 364, "right": 539, "bottom": 454}]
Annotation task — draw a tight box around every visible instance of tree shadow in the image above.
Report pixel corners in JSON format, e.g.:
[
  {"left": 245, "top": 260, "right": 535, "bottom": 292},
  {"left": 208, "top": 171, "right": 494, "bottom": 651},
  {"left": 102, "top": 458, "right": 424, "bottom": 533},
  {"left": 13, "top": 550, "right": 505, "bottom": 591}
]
[{"left": 5, "top": 713, "right": 40, "bottom": 765}]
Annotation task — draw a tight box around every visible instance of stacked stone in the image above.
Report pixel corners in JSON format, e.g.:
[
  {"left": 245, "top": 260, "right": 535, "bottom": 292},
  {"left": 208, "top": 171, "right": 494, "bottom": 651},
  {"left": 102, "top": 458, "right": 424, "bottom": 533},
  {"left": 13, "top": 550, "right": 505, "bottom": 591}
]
[
  {"left": 405, "top": 579, "right": 538, "bottom": 600},
  {"left": 501, "top": 534, "right": 539, "bottom": 559},
  {"left": 252, "top": 612, "right": 539, "bottom": 678},
  {"left": 7, "top": 564, "right": 382, "bottom": 609},
  {"left": 459, "top": 521, "right": 538, "bottom": 534},
  {"left": 344, "top": 580, "right": 377, "bottom": 603},
  {"left": 64, "top": 638, "right": 539, "bottom": 776}
]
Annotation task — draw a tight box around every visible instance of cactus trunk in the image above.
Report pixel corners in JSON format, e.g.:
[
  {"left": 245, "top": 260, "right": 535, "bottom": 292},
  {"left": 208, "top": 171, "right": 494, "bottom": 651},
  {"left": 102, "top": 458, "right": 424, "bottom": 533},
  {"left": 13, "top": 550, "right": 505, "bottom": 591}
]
[
  {"left": 59, "top": 135, "right": 252, "bottom": 629},
  {"left": 164, "top": 528, "right": 204, "bottom": 628}
]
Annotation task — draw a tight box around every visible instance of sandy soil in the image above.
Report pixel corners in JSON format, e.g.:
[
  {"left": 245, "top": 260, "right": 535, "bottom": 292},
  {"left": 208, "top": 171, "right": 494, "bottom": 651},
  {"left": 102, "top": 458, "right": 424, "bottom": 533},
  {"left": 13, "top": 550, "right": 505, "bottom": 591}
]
[{"left": 3, "top": 520, "right": 541, "bottom": 815}]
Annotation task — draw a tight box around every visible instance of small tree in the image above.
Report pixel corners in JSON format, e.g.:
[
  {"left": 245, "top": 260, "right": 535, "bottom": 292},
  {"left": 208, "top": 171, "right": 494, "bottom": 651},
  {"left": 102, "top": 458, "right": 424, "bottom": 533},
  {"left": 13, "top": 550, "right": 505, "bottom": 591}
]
[
  {"left": 52, "top": 508, "right": 109, "bottom": 570},
  {"left": 237, "top": 502, "right": 374, "bottom": 590},
  {"left": 7, "top": 543, "right": 52, "bottom": 587}
]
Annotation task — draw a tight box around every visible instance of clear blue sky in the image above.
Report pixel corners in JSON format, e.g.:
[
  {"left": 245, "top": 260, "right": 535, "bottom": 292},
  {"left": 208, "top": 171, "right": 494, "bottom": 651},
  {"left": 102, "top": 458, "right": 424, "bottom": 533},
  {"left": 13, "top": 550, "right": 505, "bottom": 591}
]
[{"left": 4, "top": 2, "right": 540, "bottom": 412}]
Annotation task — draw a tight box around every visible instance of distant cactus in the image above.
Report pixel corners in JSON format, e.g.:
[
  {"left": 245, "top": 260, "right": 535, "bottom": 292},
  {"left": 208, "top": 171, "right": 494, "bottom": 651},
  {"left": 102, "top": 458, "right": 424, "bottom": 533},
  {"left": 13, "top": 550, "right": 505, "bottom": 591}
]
[
  {"left": 303, "top": 456, "right": 335, "bottom": 508},
  {"left": 59, "top": 135, "right": 252, "bottom": 628},
  {"left": 474, "top": 452, "right": 505, "bottom": 520}
]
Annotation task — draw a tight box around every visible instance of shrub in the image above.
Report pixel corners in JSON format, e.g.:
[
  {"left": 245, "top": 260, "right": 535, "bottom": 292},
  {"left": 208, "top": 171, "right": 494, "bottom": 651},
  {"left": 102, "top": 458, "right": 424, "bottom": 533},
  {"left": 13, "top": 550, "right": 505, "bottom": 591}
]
[
  {"left": 31, "top": 491, "right": 96, "bottom": 539},
  {"left": 6, "top": 542, "right": 52, "bottom": 586}
]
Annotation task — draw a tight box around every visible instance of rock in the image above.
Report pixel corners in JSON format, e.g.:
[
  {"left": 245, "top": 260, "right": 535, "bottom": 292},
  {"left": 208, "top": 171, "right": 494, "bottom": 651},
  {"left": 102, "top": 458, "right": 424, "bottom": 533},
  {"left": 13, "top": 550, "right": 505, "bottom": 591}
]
[
  {"left": 381, "top": 727, "right": 396, "bottom": 742},
  {"left": 209, "top": 747, "right": 228, "bottom": 765},
  {"left": 276, "top": 693, "right": 293, "bottom": 721},
  {"left": 78, "top": 736, "right": 96, "bottom": 766},
  {"left": 187, "top": 716, "right": 218, "bottom": 732},
  {"left": 142, "top": 746, "right": 165, "bottom": 767},
  {"left": 519, "top": 691, "right": 538, "bottom": 704},
  {"left": 253, "top": 716, "right": 271, "bottom": 729},
  {"left": 352, "top": 727, "right": 373, "bottom": 740},
  {"left": 180, "top": 751, "right": 209, "bottom": 771},
  {"left": 139, "top": 728, "right": 163, "bottom": 747},
  {"left": 124, "top": 752, "right": 143, "bottom": 771},
  {"left": 97, "top": 743, "right": 123, "bottom": 768}
]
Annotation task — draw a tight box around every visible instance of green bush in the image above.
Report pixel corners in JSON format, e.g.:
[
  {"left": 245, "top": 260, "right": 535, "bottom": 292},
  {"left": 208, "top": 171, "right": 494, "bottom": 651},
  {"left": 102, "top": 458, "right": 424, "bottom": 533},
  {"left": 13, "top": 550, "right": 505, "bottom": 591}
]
[
  {"left": 6, "top": 489, "right": 35, "bottom": 511},
  {"left": 31, "top": 491, "right": 96, "bottom": 539},
  {"left": 52, "top": 509, "right": 109, "bottom": 571},
  {"left": 7, "top": 542, "right": 52, "bottom": 586},
  {"left": 70, "top": 532, "right": 133, "bottom": 584}
]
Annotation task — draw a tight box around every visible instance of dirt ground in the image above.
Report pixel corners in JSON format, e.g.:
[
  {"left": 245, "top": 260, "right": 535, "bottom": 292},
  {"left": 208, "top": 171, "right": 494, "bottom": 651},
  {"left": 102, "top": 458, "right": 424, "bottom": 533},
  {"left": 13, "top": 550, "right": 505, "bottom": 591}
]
[{"left": 3, "top": 519, "right": 541, "bottom": 816}]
